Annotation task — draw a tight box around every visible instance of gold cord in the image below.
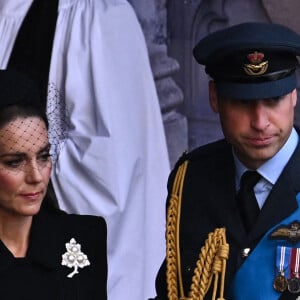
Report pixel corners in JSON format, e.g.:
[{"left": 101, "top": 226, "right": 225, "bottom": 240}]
[
  {"left": 166, "top": 160, "right": 229, "bottom": 300},
  {"left": 166, "top": 160, "right": 188, "bottom": 300}
]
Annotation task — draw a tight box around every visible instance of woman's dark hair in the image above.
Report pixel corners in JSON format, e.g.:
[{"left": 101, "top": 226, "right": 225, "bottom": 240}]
[
  {"left": 0, "top": 103, "right": 48, "bottom": 130},
  {"left": 0, "top": 103, "right": 59, "bottom": 209},
  {"left": 0, "top": 69, "right": 48, "bottom": 129},
  {"left": 0, "top": 70, "right": 59, "bottom": 208}
]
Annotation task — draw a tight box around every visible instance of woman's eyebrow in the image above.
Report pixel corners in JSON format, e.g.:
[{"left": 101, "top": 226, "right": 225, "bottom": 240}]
[
  {"left": 0, "top": 143, "right": 51, "bottom": 158},
  {"left": 0, "top": 152, "right": 26, "bottom": 159},
  {"left": 38, "top": 143, "right": 51, "bottom": 153}
]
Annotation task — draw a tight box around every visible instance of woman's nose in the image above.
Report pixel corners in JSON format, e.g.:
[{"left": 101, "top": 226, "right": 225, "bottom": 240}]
[{"left": 25, "top": 161, "right": 43, "bottom": 183}]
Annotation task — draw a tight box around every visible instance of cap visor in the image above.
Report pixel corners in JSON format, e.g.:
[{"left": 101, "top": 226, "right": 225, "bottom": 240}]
[{"left": 216, "top": 74, "right": 296, "bottom": 100}]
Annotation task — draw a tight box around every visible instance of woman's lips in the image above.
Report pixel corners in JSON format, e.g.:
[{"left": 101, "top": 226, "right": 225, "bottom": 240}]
[{"left": 20, "top": 192, "right": 42, "bottom": 201}]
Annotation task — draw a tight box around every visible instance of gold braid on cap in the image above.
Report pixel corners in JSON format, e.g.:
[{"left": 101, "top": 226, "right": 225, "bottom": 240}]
[{"left": 166, "top": 160, "right": 229, "bottom": 300}]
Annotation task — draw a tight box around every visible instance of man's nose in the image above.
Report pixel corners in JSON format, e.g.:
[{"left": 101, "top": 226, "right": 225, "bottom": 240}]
[{"left": 250, "top": 102, "right": 270, "bottom": 130}]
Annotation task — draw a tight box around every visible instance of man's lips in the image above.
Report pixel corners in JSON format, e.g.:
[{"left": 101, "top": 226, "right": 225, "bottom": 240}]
[{"left": 245, "top": 135, "right": 275, "bottom": 147}]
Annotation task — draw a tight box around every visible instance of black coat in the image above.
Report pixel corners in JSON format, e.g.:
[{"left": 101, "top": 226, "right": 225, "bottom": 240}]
[
  {"left": 152, "top": 139, "right": 300, "bottom": 299},
  {"left": 0, "top": 203, "right": 107, "bottom": 300}
]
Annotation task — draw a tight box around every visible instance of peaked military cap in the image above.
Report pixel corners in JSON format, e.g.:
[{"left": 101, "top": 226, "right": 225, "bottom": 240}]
[
  {"left": 193, "top": 22, "right": 300, "bottom": 99},
  {"left": 0, "top": 69, "right": 41, "bottom": 109}
]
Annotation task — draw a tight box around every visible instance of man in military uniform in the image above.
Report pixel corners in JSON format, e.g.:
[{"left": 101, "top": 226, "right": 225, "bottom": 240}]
[{"left": 151, "top": 22, "right": 300, "bottom": 300}]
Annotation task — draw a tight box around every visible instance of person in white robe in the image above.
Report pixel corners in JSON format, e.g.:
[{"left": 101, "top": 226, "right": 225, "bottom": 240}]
[{"left": 0, "top": 0, "right": 170, "bottom": 299}]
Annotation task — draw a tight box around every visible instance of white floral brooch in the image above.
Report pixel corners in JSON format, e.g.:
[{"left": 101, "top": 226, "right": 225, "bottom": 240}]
[{"left": 61, "top": 238, "right": 90, "bottom": 278}]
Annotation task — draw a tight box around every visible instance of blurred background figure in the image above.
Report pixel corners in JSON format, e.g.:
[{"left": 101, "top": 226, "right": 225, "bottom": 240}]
[{"left": 0, "top": 1, "right": 170, "bottom": 299}]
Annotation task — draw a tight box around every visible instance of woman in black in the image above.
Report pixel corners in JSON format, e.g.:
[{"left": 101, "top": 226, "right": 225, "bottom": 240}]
[{"left": 0, "top": 69, "right": 107, "bottom": 299}]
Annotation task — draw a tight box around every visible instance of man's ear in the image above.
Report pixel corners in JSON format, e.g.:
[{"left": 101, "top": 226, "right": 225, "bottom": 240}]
[
  {"left": 208, "top": 80, "right": 219, "bottom": 113},
  {"left": 292, "top": 88, "right": 297, "bottom": 107}
]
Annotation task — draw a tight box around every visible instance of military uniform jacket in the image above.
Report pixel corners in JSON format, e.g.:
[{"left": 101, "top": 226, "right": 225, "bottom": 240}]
[
  {"left": 0, "top": 203, "right": 107, "bottom": 300},
  {"left": 153, "top": 139, "right": 300, "bottom": 299}
]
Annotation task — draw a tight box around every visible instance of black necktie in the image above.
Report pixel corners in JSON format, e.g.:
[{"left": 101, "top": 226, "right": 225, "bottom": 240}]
[{"left": 237, "top": 171, "right": 261, "bottom": 233}]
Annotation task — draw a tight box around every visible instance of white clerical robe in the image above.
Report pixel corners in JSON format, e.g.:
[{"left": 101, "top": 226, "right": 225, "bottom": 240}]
[{"left": 0, "top": 1, "right": 170, "bottom": 299}]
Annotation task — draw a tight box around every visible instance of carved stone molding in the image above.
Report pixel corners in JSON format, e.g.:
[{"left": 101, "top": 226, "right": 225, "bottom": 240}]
[
  {"left": 262, "top": 0, "right": 300, "bottom": 33},
  {"left": 262, "top": 0, "right": 300, "bottom": 124},
  {"left": 128, "top": 0, "right": 188, "bottom": 166},
  {"left": 168, "top": 0, "right": 228, "bottom": 149}
]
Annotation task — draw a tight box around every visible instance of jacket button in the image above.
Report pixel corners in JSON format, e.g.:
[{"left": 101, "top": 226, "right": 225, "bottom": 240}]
[
  {"left": 186, "top": 266, "right": 192, "bottom": 272},
  {"left": 241, "top": 248, "right": 251, "bottom": 258}
]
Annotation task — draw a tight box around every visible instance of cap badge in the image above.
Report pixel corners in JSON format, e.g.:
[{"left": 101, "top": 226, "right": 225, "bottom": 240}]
[
  {"left": 244, "top": 51, "right": 268, "bottom": 76},
  {"left": 269, "top": 221, "right": 300, "bottom": 243}
]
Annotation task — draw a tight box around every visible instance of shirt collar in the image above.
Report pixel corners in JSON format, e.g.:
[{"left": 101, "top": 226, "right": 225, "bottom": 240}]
[{"left": 234, "top": 127, "right": 299, "bottom": 187}]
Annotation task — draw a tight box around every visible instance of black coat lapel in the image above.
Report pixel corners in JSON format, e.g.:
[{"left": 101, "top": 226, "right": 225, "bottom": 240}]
[{"left": 28, "top": 204, "right": 62, "bottom": 269}]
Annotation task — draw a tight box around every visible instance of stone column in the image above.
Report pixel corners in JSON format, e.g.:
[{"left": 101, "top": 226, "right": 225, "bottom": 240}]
[
  {"left": 128, "top": 0, "right": 188, "bottom": 167},
  {"left": 167, "top": 0, "right": 227, "bottom": 150}
]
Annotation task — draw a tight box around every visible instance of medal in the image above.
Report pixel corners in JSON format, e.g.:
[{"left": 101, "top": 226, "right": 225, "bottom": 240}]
[
  {"left": 288, "top": 248, "right": 300, "bottom": 293},
  {"left": 274, "top": 273, "right": 288, "bottom": 292},
  {"left": 288, "top": 277, "right": 300, "bottom": 293},
  {"left": 273, "top": 246, "right": 291, "bottom": 292}
]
